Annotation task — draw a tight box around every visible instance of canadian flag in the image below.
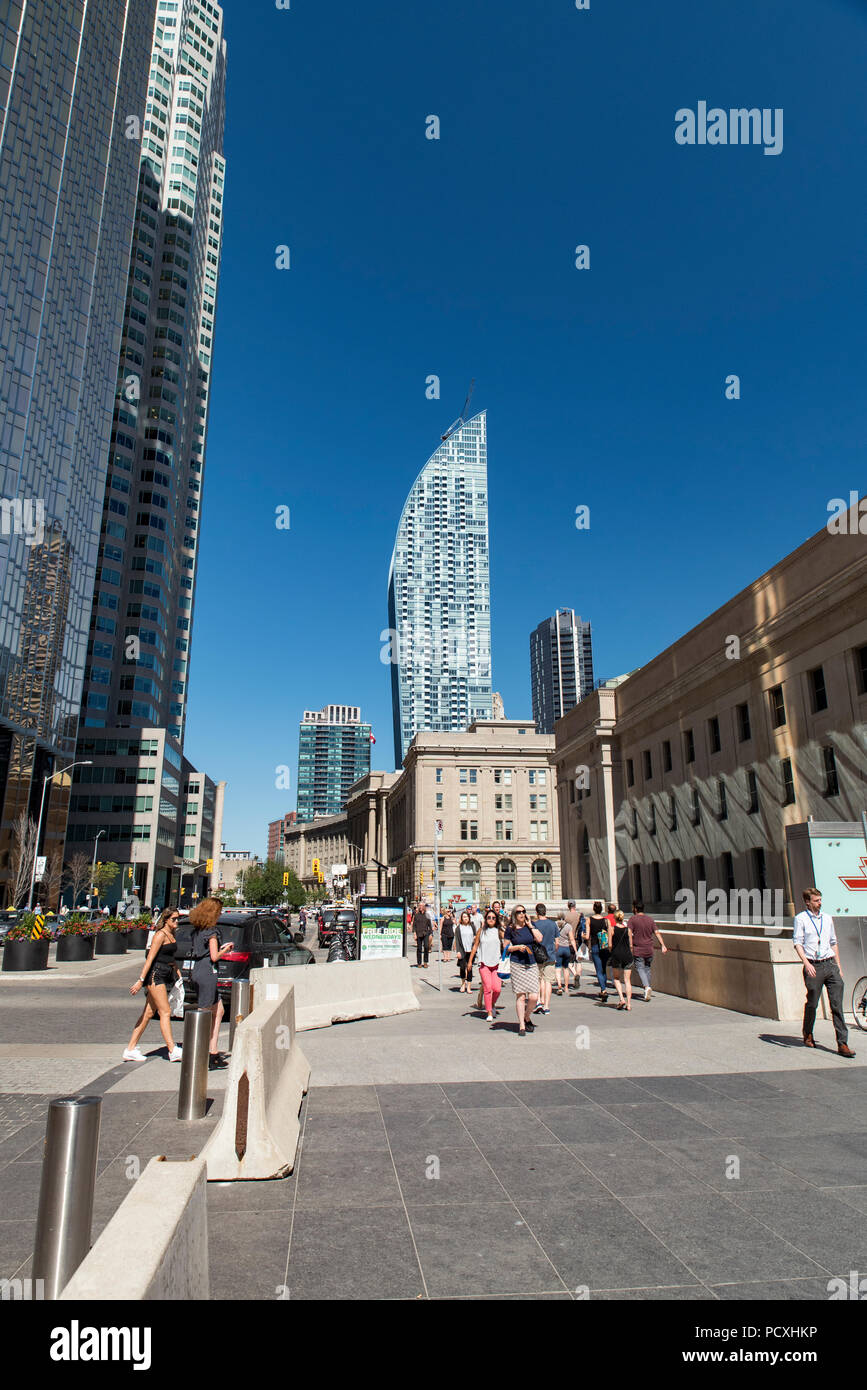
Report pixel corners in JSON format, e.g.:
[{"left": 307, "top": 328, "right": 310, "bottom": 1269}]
[{"left": 369, "top": 734, "right": 376, "bottom": 744}]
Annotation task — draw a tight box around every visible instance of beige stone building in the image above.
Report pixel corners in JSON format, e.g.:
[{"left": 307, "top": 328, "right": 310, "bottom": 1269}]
[
  {"left": 381, "top": 720, "right": 562, "bottom": 908},
  {"left": 551, "top": 517, "right": 867, "bottom": 917},
  {"left": 281, "top": 813, "right": 352, "bottom": 895}
]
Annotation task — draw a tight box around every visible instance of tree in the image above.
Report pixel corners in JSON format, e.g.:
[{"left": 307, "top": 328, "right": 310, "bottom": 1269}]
[
  {"left": 92, "top": 861, "right": 120, "bottom": 905},
  {"left": 44, "top": 844, "right": 64, "bottom": 911},
  {"left": 219, "top": 888, "right": 237, "bottom": 908},
  {"left": 284, "top": 867, "right": 305, "bottom": 911},
  {"left": 64, "top": 853, "right": 92, "bottom": 908},
  {"left": 8, "top": 813, "right": 37, "bottom": 908},
  {"left": 243, "top": 858, "right": 289, "bottom": 907}
]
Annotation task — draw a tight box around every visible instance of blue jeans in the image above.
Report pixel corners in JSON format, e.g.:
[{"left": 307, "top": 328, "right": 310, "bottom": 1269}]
[
  {"left": 590, "top": 944, "right": 610, "bottom": 991},
  {"left": 633, "top": 954, "right": 652, "bottom": 989}
]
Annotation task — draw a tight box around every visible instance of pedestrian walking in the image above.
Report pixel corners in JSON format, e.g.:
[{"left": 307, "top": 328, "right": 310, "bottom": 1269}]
[
  {"left": 504, "top": 905, "right": 543, "bottom": 1035},
  {"left": 188, "top": 896, "right": 234, "bottom": 1069},
  {"left": 440, "top": 906, "right": 455, "bottom": 961},
  {"left": 554, "top": 914, "right": 576, "bottom": 995},
  {"left": 627, "top": 902, "right": 667, "bottom": 1000},
  {"left": 531, "top": 902, "right": 558, "bottom": 1015},
  {"left": 471, "top": 903, "right": 483, "bottom": 931},
  {"left": 793, "top": 887, "right": 855, "bottom": 1057},
  {"left": 412, "top": 899, "right": 434, "bottom": 968},
  {"left": 456, "top": 910, "right": 476, "bottom": 991},
  {"left": 564, "top": 900, "right": 585, "bottom": 988},
  {"left": 585, "top": 901, "right": 611, "bottom": 1000},
  {"left": 124, "top": 907, "right": 183, "bottom": 1062},
  {"left": 467, "top": 907, "right": 505, "bottom": 1022},
  {"left": 608, "top": 910, "right": 634, "bottom": 1010}
]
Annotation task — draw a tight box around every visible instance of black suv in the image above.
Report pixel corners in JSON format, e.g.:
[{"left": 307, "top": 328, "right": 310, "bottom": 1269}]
[
  {"left": 317, "top": 907, "right": 356, "bottom": 949},
  {"left": 176, "top": 910, "right": 314, "bottom": 1012}
]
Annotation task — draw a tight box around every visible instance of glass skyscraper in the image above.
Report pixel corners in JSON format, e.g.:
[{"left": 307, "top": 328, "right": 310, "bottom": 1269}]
[
  {"left": 65, "top": 0, "right": 227, "bottom": 906},
  {"left": 530, "top": 608, "right": 594, "bottom": 734},
  {"left": 0, "top": 0, "right": 157, "bottom": 903},
  {"left": 296, "top": 706, "right": 372, "bottom": 824},
  {"left": 387, "top": 411, "right": 493, "bottom": 767}
]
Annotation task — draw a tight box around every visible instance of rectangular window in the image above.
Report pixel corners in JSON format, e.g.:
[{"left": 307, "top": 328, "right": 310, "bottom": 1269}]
[
  {"left": 672, "top": 858, "right": 683, "bottom": 892},
  {"left": 643, "top": 749, "right": 653, "bottom": 779},
  {"left": 753, "top": 846, "right": 767, "bottom": 891},
  {"left": 684, "top": 728, "right": 695, "bottom": 764},
  {"left": 708, "top": 716, "right": 721, "bottom": 754},
  {"left": 695, "top": 855, "right": 706, "bottom": 884},
  {"left": 718, "top": 779, "right": 728, "bottom": 820},
  {"left": 722, "top": 851, "right": 735, "bottom": 893},
  {"left": 459, "top": 768, "right": 467, "bottom": 784},
  {"left": 747, "top": 769, "right": 759, "bottom": 815},
  {"left": 539, "top": 820, "right": 548, "bottom": 840},
  {"left": 649, "top": 804, "right": 657, "bottom": 836},
  {"left": 538, "top": 794, "right": 547, "bottom": 811},
  {"left": 435, "top": 792, "right": 443, "bottom": 809},
  {"left": 435, "top": 768, "right": 443, "bottom": 783},
  {"left": 809, "top": 666, "right": 828, "bottom": 713},
  {"left": 662, "top": 739, "right": 672, "bottom": 773},
  {"left": 529, "top": 793, "right": 537, "bottom": 810},
  {"left": 781, "top": 757, "right": 795, "bottom": 805},
  {"left": 530, "top": 821, "right": 537, "bottom": 842},
  {"left": 495, "top": 794, "right": 503, "bottom": 810},
  {"left": 626, "top": 758, "right": 634, "bottom": 787},
  {"left": 823, "top": 746, "right": 839, "bottom": 797},
  {"left": 470, "top": 820, "right": 478, "bottom": 841},
  {"left": 692, "top": 787, "right": 701, "bottom": 825},
  {"left": 768, "top": 685, "right": 786, "bottom": 728},
  {"left": 469, "top": 769, "right": 477, "bottom": 784},
  {"left": 737, "top": 702, "right": 752, "bottom": 742},
  {"left": 460, "top": 820, "right": 468, "bottom": 841},
  {"left": 459, "top": 794, "right": 467, "bottom": 810},
  {"left": 652, "top": 861, "right": 662, "bottom": 902},
  {"left": 495, "top": 820, "right": 504, "bottom": 841},
  {"left": 670, "top": 793, "right": 678, "bottom": 831},
  {"left": 856, "top": 646, "right": 867, "bottom": 695}
]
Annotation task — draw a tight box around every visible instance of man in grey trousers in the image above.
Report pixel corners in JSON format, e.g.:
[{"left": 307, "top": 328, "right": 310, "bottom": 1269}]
[{"left": 792, "top": 887, "right": 855, "bottom": 1057}]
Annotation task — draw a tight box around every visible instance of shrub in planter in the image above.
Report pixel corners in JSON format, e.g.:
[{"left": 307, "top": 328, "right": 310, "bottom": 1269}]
[
  {"left": 3, "top": 914, "right": 50, "bottom": 972},
  {"left": 55, "top": 915, "right": 97, "bottom": 962},
  {"left": 94, "top": 918, "right": 128, "bottom": 955}
]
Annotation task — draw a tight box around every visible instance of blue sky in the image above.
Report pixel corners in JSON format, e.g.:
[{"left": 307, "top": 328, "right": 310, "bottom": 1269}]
[{"left": 183, "top": 0, "right": 867, "bottom": 854}]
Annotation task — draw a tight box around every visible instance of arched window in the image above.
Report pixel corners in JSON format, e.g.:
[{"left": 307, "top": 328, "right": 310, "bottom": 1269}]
[
  {"left": 531, "top": 858, "right": 552, "bottom": 899},
  {"left": 496, "top": 858, "right": 516, "bottom": 900},
  {"left": 460, "top": 858, "right": 480, "bottom": 894}
]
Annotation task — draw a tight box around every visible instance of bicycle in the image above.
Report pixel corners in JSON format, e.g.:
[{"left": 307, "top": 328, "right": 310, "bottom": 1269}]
[{"left": 851, "top": 975, "right": 867, "bottom": 1031}]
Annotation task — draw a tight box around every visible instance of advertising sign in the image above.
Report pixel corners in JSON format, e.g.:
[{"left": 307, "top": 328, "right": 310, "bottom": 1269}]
[
  {"left": 35, "top": 856, "right": 47, "bottom": 879},
  {"left": 358, "top": 895, "right": 406, "bottom": 961},
  {"left": 442, "top": 890, "right": 472, "bottom": 919}
]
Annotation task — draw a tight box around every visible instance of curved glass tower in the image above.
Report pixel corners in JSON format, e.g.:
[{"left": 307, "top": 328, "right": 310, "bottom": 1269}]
[{"left": 387, "top": 411, "right": 493, "bottom": 767}]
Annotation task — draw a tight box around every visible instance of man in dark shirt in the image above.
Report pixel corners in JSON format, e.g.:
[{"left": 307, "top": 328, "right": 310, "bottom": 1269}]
[
  {"left": 627, "top": 902, "right": 667, "bottom": 1000},
  {"left": 532, "top": 902, "right": 559, "bottom": 1014},
  {"left": 412, "top": 900, "right": 434, "bottom": 968}
]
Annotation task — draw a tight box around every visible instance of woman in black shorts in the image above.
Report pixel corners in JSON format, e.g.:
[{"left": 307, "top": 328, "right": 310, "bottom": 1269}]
[
  {"left": 124, "top": 908, "right": 182, "bottom": 1062},
  {"left": 608, "top": 910, "right": 634, "bottom": 1011},
  {"left": 188, "top": 897, "right": 233, "bottom": 1069}
]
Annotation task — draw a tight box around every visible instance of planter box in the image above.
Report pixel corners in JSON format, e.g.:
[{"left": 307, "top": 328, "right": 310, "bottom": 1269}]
[
  {"left": 95, "top": 932, "right": 127, "bottom": 956},
  {"left": 125, "top": 928, "right": 149, "bottom": 950},
  {"left": 2, "top": 938, "right": 51, "bottom": 972},
  {"left": 56, "top": 935, "right": 96, "bottom": 963}
]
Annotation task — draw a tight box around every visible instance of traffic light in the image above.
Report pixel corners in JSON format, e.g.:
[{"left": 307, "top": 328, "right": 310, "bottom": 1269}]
[
  {"left": 312, "top": 857, "right": 320, "bottom": 874},
  {"left": 282, "top": 872, "right": 289, "bottom": 886},
  {"left": 420, "top": 871, "right": 425, "bottom": 884},
  {"left": 206, "top": 858, "right": 213, "bottom": 873}
]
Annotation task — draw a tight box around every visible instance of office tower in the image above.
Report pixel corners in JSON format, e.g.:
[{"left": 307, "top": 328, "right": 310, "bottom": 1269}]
[
  {"left": 0, "top": 0, "right": 157, "bottom": 904},
  {"left": 296, "top": 706, "right": 372, "bottom": 823},
  {"left": 530, "top": 608, "right": 594, "bottom": 734},
  {"left": 388, "top": 411, "right": 493, "bottom": 766},
  {"left": 267, "top": 811, "right": 297, "bottom": 861},
  {"left": 65, "top": 1, "right": 227, "bottom": 906}
]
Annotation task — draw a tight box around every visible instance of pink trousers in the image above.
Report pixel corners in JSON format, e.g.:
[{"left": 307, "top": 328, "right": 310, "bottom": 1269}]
[{"left": 479, "top": 964, "right": 502, "bottom": 1014}]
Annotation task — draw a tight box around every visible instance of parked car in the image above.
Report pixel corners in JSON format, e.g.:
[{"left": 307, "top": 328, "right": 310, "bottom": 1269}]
[
  {"left": 317, "top": 906, "right": 356, "bottom": 949},
  {"left": 175, "top": 910, "right": 314, "bottom": 1012}
]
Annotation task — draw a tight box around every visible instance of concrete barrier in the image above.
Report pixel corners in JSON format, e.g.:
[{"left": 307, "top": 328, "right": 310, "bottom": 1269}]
[
  {"left": 200, "top": 980, "right": 309, "bottom": 1181},
  {"left": 59, "top": 1156, "right": 207, "bottom": 1300},
  {"left": 250, "top": 956, "right": 420, "bottom": 1031},
  {"left": 641, "top": 930, "right": 831, "bottom": 1021}
]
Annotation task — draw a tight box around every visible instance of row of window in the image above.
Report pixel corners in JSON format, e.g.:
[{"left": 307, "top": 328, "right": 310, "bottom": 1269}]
[
  {"left": 625, "top": 652, "right": 867, "bottom": 788},
  {"left": 460, "top": 819, "right": 549, "bottom": 842},
  {"left": 625, "top": 848, "right": 773, "bottom": 903},
  {"left": 437, "top": 767, "right": 548, "bottom": 786}
]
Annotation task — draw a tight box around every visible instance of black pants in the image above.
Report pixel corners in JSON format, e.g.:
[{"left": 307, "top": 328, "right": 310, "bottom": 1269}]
[
  {"left": 416, "top": 934, "right": 430, "bottom": 965},
  {"left": 803, "top": 959, "right": 848, "bottom": 1044},
  {"left": 458, "top": 951, "right": 473, "bottom": 983}
]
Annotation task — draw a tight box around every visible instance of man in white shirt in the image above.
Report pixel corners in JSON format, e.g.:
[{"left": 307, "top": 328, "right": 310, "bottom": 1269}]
[{"left": 792, "top": 886, "right": 854, "bottom": 1057}]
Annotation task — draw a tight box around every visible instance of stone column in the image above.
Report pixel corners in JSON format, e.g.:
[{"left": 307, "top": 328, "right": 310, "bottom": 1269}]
[{"left": 599, "top": 739, "right": 618, "bottom": 903}]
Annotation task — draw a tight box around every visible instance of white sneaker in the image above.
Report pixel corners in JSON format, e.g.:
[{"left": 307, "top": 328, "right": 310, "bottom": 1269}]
[
  {"left": 122, "top": 1048, "right": 147, "bottom": 1062},
  {"left": 168, "top": 1046, "right": 183, "bottom": 1062},
  {"left": 486, "top": 1013, "right": 494, "bottom": 1022},
  {"left": 645, "top": 988, "right": 652, "bottom": 1001}
]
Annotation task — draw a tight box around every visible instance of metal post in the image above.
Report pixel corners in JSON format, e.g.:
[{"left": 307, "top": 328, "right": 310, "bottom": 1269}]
[
  {"left": 433, "top": 820, "right": 443, "bottom": 993},
  {"left": 229, "top": 979, "right": 251, "bottom": 1051},
  {"left": 177, "top": 1008, "right": 211, "bottom": 1120},
  {"left": 33, "top": 1095, "right": 102, "bottom": 1299}
]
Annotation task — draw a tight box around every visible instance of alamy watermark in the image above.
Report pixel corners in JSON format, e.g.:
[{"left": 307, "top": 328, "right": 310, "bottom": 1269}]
[
  {"left": 380, "top": 622, "right": 490, "bottom": 674},
  {"left": 0, "top": 497, "right": 45, "bottom": 546},
  {"left": 675, "top": 883, "right": 784, "bottom": 930},
  {"left": 675, "top": 103, "right": 783, "bottom": 157}
]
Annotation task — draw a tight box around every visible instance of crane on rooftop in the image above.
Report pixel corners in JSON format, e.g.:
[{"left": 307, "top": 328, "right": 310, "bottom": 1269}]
[{"left": 441, "top": 378, "right": 475, "bottom": 441}]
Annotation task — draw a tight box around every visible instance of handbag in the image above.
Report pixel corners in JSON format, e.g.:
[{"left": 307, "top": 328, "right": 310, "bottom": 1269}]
[
  {"left": 597, "top": 929, "right": 609, "bottom": 950},
  {"left": 168, "top": 975, "right": 185, "bottom": 1020},
  {"left": 497, "top": 949, "right": 511, "bottom": 980},
  {"left": 531, "top": 941, "right": 549, "bottom": 968}
]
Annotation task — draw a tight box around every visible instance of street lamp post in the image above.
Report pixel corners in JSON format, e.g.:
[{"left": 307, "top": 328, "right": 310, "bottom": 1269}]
[
  {"left": 27, "top": 761, "right": 92, "bottom": 911},
  {"left": 90, "top": 829, "right": 105, "bottom": 908}
]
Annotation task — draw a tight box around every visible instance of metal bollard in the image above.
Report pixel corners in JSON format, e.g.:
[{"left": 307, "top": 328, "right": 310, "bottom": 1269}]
[
  {"left": 229, "top": 979, "right": 251, "bottom": 1051},
  {"left": 177, "top": 1008, "right": 211, "bottom": 1120},
  {"left": 33, "top": 1095, "right": 102, "bottom": 1299}
]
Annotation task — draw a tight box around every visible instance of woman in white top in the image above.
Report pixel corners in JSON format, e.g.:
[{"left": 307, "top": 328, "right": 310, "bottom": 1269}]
[
  {"left": 466, "top": 908, "right": 505, "bottom": 1022},
  {"left": 456, "top": 910, "right": 476, "bottom": 992}
]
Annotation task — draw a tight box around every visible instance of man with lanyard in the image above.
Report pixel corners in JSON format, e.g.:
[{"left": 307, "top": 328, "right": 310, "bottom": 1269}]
[{"left": 792, "top": 886, "right": 854, "bottom": 1057}]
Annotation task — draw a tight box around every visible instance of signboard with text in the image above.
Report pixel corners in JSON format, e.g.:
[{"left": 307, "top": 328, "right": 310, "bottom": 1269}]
[{"left": 357, "top": 895, "right": 406, "bottom": 961}]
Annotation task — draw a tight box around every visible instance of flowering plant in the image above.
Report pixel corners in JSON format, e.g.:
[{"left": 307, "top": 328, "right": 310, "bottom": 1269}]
[
  {"left": 5, "top": 912, "right": 46, "bottom": 941},
  {"left": 55, "top": 914, "right": 97, "bottom": 938}
]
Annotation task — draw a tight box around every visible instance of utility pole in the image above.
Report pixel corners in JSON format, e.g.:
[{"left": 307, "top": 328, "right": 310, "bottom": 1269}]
[{"left": 433, "top": 819, "right": 443, "bottom": 994}]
